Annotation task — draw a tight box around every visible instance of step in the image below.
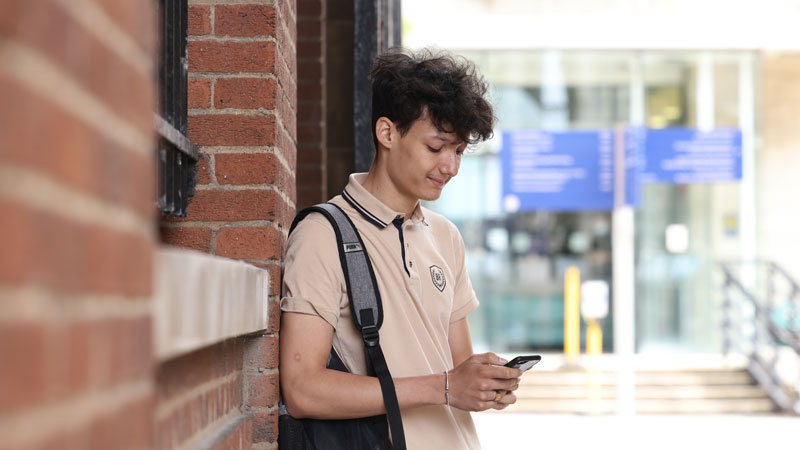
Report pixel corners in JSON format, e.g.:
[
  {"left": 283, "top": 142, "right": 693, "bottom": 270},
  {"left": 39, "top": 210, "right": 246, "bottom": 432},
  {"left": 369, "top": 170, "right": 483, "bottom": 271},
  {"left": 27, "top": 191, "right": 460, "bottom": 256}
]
[
  {"left": 522, "top": 369, "right": 754, "bottom": 386},
  {"left": 506, "top": 398, "right": 777, "bottom": 415},
  {"left": 515, "top": 384, "right": 770, "bottom": 400}
]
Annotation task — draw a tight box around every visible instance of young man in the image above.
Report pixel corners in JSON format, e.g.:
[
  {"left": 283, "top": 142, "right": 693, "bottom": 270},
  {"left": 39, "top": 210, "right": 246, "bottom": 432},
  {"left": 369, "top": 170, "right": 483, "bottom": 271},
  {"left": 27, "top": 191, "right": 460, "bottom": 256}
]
[{"left": 280, "top": 49, "right": 522, "bottom": 449}]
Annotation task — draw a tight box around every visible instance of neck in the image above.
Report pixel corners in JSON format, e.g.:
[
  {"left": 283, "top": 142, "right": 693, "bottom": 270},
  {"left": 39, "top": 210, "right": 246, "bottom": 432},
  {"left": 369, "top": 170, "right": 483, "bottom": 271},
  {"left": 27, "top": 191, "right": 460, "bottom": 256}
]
[{"left": 361, "top": 162, "right": 416, "bottom": 218}]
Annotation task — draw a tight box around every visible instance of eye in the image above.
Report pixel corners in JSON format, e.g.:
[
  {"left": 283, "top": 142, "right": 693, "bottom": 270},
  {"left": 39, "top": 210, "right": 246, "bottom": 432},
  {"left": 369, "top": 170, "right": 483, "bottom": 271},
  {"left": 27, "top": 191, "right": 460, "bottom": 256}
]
[{"left": 427, "top": 145, "right": 442, "bottom": 153}]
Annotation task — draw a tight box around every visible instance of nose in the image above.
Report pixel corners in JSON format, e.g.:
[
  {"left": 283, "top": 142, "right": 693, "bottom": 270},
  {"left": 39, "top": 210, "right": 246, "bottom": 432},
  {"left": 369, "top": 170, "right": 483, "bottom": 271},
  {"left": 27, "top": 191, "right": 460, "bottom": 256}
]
[{"left": 440, "top": 149, "right": 460, "bottom": 177}]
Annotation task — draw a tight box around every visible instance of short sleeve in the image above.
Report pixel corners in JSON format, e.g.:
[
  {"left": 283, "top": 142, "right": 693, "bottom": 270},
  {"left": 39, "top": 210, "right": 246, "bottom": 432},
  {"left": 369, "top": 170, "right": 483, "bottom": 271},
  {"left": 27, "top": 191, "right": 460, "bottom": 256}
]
[
  {"left": 448, "top": 222, "right": 479, "bottom": 323},
  {"left": 280, "top": 214, "right": 345, "bottom": 329}
]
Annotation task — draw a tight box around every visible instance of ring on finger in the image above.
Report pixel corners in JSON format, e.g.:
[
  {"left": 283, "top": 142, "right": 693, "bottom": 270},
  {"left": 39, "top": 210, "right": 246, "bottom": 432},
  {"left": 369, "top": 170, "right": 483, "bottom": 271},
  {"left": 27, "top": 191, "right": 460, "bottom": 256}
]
[{"left": 494, "top": 390, "right": 502, "bottom": 402}]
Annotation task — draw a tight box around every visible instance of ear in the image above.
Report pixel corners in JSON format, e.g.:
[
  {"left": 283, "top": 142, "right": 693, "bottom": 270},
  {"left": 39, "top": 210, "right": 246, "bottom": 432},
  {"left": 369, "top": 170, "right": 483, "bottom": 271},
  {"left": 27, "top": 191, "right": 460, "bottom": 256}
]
[{"left": 375, "top": 117, "right": 394, "bottom": 150}]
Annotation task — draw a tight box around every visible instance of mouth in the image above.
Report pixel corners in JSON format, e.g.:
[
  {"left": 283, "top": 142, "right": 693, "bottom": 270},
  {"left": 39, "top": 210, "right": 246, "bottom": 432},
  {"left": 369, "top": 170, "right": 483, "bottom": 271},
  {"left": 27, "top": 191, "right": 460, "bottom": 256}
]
[{"left": 428, "top": 177, "right": 447, "bottom": 188}]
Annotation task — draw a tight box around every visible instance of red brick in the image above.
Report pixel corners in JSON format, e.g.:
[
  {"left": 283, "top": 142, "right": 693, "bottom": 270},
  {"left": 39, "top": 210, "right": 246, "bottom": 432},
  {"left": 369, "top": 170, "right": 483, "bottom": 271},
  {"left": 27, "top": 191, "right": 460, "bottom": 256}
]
[
  {"left": 188, "top": 5, "right": 211, "bottom": 35},
  {"left": 0, "top": 3, "right": 155, "bottom": 137},
  {"left": 94, "top": 0, "right": 157, "bottom": 53},
  {"left": 197, "top": 154, "right": 212, "bottom": 185},
  {"left": 188, "top": 78, "right": 212, "bottom": 109},
  {"left": 156, "top": 339, "right": 244, "bottom": 401},
  {"left": 216, "top": 226, "right": 282, "bottom": 259},
  {"left": 244, "top": 335, "right": 279, "bottom": 370},
  {"left": 39, "top": 425, "right": 91, "bottom": 450},
  {"left": 90, "top": 391, "right": 153, "bottom": 450},
  {"left": 247, "top": 373, "right": 279, "bottom": 407},
  {"left": 67, "top": 317, "right": 152, "bottom": 391},
  {"left": 0, "top": 81, "right": 155, "bottom": 217},
  {"left": 275, "top": 125, "right": 298, "bottom": 173},
  {"left": 188, "top": 114, "right": 276, "bottom": 146},
  {"left": 188, "top": 41, "right": 276, "bottom": 73},
  {"left": 215, "top": 153, "right": 283, "bottom": 186},
  {"left": 251, "top": 409, "right": 278, "bottom": 444},
  {"left": 279, "top": 91, "right": 297, "bottom": 142},
  {"left": 268, "top": 299, "right": 281, "bottom": 333},
  {"left": 278, "top": 0, "right": 297, "bottom": 45},
  {"left": 0, "top": 322, "right": 48, "bottom": 414},
  {"left": 215, "top": 78, "right": 277, "bottom": 110},
  {"left": 160, "top": 227, "right": 212, "bottom": 252},
  {"left": 67, "top": 321, "right": 92, "bottom": 393},
  {"left": 0, "top": 200, "right": 153, "bottom": 297},
  {"left": 216, "top": 5, "right": 276, "bottom": 37},
  {"left": 171, "top": 189, "right": 281, "bottom": 223},
  {"left": 109, "top": 316, "right": 153, "bottom": 382},
  {"left": 85, "top": 225, "right": 154, "bottom": 297}
]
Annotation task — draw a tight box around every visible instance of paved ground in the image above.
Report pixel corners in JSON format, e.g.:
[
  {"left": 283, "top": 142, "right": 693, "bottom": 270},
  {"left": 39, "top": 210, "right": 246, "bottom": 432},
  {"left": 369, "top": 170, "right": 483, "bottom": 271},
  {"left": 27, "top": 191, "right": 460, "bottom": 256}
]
[{"left": 474, "top": 413, "right": 800, "bottom": 450}]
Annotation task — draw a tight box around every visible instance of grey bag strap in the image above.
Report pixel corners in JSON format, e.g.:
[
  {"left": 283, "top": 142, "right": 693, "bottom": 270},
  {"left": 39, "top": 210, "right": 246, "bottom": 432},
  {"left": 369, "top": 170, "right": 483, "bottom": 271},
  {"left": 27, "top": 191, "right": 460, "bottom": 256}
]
[{"left": 290, "top": 203, "right": 383, "bottom": 332}]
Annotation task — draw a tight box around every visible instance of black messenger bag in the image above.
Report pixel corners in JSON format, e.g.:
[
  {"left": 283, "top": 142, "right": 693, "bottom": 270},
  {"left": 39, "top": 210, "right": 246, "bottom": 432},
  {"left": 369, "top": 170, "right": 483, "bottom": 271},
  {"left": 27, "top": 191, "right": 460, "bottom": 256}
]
[{"left": 278, "top": 203, "right": 407, "bottom": 450}]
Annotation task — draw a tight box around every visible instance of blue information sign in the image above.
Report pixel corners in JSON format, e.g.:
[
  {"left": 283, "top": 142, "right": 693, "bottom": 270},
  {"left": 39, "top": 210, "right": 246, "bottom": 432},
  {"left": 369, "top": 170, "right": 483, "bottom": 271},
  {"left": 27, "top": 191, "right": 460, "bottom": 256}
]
[
  {"left": 640, "top": 128, "right": 742, "bottom": 183},
  {"left": 501, "top": 127, "right": 741, "bottom": 212},
  {"left": 501, "top": 129, "right": 615, "bottom": 211}
]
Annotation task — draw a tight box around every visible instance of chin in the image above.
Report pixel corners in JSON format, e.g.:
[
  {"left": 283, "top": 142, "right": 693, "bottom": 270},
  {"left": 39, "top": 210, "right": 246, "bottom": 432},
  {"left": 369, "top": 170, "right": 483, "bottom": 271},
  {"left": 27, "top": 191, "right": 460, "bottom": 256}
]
[{"left": 419, "top": 190, "right": 443, "bottom": 202}]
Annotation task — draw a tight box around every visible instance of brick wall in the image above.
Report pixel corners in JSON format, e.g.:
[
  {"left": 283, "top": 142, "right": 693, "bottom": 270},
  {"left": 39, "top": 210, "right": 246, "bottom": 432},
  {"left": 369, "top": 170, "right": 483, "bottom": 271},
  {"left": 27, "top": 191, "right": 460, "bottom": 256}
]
[
  {"left": 296, "top": 0, "right": 327, "bottom": 209},
  {"left": 159, "top": 1, "right": 296, "bottom": 449},
  {"left": 0, "top": 0, "right": 156, "bottom": 449}
]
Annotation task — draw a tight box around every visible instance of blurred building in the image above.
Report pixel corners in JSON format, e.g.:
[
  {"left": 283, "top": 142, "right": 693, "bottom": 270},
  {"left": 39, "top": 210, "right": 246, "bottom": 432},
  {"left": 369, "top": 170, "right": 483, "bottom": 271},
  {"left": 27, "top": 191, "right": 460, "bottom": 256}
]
[{"left": 404, "top": 0, "right": 800, "bottom": 355}]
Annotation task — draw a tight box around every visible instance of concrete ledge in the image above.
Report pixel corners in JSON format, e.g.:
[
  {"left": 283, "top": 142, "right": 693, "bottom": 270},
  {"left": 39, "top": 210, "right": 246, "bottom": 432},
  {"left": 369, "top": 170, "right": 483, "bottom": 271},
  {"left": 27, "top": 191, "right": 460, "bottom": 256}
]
[{"left": 154, "top": 246, "right": 269, "bottom": 360}]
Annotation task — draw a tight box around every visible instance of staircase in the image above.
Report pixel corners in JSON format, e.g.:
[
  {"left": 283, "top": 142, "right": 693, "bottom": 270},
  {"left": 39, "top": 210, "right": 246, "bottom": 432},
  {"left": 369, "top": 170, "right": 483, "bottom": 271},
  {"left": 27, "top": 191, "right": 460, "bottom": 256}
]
[{"left": 505, "top": 354, "right": 777, "bottom": 415}]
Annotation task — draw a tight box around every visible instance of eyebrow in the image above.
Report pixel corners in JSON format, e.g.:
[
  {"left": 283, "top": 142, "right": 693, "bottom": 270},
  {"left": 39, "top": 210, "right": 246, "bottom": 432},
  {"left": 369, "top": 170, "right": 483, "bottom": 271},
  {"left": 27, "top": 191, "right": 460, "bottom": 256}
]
[{"left": 430, "top": 134, "right": 463, "bottom": 146}]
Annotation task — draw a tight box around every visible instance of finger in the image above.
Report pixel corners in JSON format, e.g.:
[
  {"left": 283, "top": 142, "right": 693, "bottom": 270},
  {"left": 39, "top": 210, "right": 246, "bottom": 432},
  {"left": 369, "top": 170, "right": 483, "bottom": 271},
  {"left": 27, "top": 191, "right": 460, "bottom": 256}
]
[
  {"left": 497, "top": 392, "right": 517, "bottom": 405},
  {"left": 481, "top": 364, "right": 522, "bottom": 379},
  {"left": 470, "top": 352, "right": 508, "bottom": 366},
  {"left": 481, "top": 390, "right": 497, "bottom": 402},
  {"left": 481, "top": 377, "right": 521, "bottom": 391},
  {"left": 493, "top": 390, "right": 503, "bottom": 403}
]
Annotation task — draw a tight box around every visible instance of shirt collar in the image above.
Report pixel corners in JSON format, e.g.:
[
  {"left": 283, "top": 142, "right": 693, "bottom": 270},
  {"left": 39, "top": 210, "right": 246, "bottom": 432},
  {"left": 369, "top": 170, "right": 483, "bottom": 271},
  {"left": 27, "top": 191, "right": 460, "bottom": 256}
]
[{"left": 341, "top": 173, "right": 426, "bottom": 228}]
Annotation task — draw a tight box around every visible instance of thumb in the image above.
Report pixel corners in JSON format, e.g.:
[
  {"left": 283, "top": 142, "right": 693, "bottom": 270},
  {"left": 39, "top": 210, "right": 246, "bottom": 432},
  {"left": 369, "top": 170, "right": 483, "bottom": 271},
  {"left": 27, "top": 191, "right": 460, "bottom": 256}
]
[{"left": 470, "top": 352, "right": 508, "bottom": 366}]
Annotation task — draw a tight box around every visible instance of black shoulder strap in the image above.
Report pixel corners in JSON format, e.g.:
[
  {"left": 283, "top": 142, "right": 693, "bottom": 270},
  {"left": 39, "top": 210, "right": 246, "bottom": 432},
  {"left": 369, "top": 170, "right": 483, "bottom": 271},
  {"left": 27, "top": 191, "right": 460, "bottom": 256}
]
[{"left": 290, "top": 203, "right": 406, "bottom": 450}]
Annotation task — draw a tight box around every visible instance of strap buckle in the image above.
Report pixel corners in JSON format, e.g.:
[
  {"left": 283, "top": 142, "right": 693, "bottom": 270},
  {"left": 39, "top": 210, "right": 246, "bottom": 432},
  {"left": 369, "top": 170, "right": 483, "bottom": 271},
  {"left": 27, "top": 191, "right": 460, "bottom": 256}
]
[{"left": 362, "top": 325, "right": 379, "bottom": 348}]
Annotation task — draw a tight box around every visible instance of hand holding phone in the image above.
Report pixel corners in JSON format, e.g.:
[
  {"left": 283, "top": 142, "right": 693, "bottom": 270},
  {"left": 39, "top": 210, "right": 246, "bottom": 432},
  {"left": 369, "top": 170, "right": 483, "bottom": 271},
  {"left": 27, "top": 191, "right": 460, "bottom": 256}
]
[{"left": 504, "top": 355, "right": 541, "bottom": 372}]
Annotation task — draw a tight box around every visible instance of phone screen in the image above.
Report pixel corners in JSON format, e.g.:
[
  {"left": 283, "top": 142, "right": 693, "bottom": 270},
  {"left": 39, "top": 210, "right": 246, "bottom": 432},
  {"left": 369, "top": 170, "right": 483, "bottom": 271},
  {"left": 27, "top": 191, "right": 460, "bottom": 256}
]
[{"left": 504, "top": 355, "right": 541, "bottom": 372}]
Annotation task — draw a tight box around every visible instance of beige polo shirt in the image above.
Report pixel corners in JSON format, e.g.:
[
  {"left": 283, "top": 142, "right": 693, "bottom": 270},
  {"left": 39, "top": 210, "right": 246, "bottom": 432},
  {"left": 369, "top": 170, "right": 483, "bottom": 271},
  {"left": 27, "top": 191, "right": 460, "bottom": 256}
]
[{"left": 281, "top": 173, "right": 481, "bottom": 450}]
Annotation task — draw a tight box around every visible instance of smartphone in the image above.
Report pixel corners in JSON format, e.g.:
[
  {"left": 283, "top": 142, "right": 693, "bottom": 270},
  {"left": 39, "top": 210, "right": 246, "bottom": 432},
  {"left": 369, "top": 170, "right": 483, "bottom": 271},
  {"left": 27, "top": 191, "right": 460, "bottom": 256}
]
[{"left": 504, "top": 355, "right": 541, "bottom": 372}]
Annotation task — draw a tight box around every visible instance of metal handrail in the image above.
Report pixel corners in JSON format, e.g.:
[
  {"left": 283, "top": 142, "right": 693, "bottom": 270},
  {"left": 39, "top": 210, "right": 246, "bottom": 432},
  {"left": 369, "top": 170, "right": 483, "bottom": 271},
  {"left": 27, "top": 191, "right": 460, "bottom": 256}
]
[{"left": 720, "top": 260, "right": 800, "bottom": 414}]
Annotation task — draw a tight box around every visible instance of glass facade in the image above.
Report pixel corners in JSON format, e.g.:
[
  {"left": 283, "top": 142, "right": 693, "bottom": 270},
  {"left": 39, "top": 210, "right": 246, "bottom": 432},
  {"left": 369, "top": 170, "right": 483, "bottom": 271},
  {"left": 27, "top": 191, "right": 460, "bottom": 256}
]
[{"left": 425, "top": 50, "right": 758, "bottom": 354}]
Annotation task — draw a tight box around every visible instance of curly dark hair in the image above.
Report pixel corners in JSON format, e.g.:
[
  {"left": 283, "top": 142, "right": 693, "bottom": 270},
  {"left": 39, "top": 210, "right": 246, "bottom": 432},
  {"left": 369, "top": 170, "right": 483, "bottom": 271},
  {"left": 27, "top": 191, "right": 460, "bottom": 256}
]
[{"left": 369, "top": 47, "right": 495, "bottom": 150}]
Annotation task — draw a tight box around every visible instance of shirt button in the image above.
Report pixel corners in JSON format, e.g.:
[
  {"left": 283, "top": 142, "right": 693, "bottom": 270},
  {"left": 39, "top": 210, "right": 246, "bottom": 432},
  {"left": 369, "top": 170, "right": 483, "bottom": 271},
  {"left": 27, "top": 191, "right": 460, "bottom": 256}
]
[{"left": 409, "top": 261, "right": 413, "bottom": 268}]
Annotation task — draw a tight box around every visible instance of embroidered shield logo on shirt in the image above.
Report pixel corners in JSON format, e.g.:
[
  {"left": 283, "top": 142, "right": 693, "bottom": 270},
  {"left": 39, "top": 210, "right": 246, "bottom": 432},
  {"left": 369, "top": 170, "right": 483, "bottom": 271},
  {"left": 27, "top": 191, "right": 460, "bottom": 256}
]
[{"left": 429, "top": 265, "right": 446, "bottom": 292}]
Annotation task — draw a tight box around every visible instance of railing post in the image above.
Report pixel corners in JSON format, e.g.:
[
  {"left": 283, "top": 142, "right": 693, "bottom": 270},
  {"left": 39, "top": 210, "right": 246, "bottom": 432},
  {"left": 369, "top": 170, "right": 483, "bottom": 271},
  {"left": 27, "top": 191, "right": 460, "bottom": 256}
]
[{"left": 722, "top": 272, "right": 732, "bottom": 356}]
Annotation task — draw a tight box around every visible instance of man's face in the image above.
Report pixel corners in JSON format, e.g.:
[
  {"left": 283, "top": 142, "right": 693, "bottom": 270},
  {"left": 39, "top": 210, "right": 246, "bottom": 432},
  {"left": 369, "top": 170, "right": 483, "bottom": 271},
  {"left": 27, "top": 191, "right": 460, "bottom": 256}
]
[{"left": 385, "top": 114, "right": 466, "bottom": 203}]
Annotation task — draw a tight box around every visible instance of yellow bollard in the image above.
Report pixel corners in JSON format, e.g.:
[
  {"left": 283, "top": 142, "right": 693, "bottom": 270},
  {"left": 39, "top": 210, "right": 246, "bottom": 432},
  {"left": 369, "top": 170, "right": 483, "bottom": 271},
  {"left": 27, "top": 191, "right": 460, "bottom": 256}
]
[
  {"left": 586, "top": 319, "right": 603, "bottom": 356},
  {"left": 563, "top": 266, "right": 581, "bottom": 364}
]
